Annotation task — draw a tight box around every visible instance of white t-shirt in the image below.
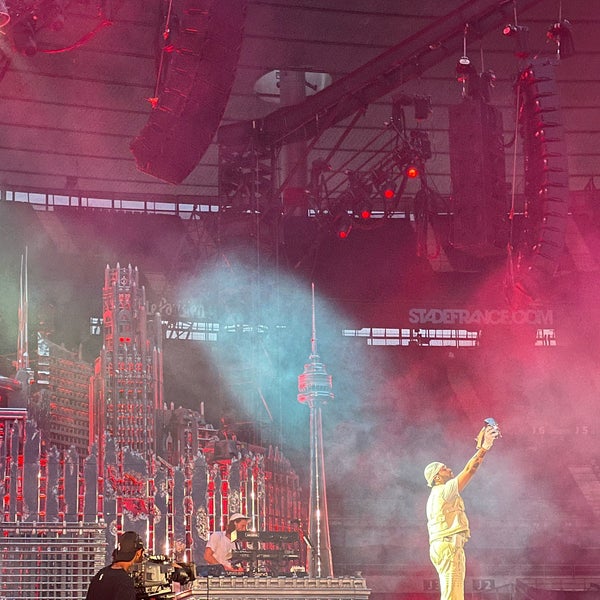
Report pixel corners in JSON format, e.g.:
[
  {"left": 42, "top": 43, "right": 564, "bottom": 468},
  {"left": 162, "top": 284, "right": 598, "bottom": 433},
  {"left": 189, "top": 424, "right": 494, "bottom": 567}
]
[
  {"left": 206, "top": 531, "right": 235, "bottom": 568},
  {"left": 426, "top": 476, "right": 470, "bottom": 544}
]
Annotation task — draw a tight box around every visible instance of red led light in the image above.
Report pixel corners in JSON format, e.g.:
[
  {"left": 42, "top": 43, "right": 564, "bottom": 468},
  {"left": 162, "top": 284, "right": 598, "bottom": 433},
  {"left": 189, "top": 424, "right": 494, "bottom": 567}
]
[
  {"left": 406, "top": 166, "right": 419, "bottom": 178},
  {"left": 360, "top": 209, "right": 371, "bottom": 219},
  {"left": 383, "top": 188, "right": 395, "bottom": 199},
  {"left": 338, "top": 230, "right": 349, "bottom": 239}
]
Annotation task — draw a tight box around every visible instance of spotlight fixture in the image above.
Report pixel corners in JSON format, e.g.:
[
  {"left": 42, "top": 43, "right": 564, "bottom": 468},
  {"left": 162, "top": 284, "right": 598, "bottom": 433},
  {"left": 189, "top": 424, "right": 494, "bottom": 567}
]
[
  {"left": 547, "top": 19, "right": 574, "bottom": 59},
  {"left": 382, "top": 184, "right": 395, "bottom": 200},
  {"left": 455, "top": 56, "right": 476, "bottom": 83},
  {"left": 502, "top": 23, "right": 529, "bottom": 37},
  {"left": 370, "top": 168, "right": 397, "bottom": 201},
  {"left": 406, "top": 165, "right": 420, "bottom": 179},
  {"left": 0, "top": 0, "right": 9, "bottom": 28},
  {"left": 502, "top": 24, "right": 530, "bottom": 58},
  {"left": 328, "top": 193, "right": 354, "bottom": 239},
  {"left": 354, "top": 200, "right": 372, "bottom": 220},
  {"left": 335, "top": 212, "right": 353, "bottom": 239}
]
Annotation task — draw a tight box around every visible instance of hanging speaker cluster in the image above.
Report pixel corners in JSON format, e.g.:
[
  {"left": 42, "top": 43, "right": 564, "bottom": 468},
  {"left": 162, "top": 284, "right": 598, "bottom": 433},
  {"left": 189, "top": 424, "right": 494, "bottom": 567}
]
[
  {"left": 449, "top": 97, "right": 507, "bottom": 252},
  {"left": 517, "top": 59, "right": 569, "bottom": 298},
  {"left": 131, "top": 0, "right": 248, "bottom": 185}
]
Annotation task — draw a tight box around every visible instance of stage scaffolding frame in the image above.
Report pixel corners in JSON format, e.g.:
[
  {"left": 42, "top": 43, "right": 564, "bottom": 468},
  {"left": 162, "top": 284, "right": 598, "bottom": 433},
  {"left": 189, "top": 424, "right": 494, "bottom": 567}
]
[{"left": 0, "top": 522, "right": 106, "bottom": 600}]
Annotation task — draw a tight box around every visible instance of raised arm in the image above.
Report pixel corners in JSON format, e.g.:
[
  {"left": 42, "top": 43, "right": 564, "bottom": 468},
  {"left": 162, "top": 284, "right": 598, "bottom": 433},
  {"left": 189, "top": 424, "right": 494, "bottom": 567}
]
[{"left": 456, "top": 426, "right": 497, "bottom": 492}]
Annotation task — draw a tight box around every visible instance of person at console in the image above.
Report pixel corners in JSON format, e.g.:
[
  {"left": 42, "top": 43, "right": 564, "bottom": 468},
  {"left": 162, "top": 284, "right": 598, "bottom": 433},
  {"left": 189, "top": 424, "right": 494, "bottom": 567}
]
[{"left": 203, "top": 513, "right": 250, "bottom": 573}]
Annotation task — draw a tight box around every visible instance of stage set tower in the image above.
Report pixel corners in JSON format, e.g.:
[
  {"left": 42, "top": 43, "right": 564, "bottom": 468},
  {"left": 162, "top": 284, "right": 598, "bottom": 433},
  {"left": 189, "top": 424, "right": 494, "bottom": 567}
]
[
  {"left": 91, "top": 263, "right": 164, "bottom": 545},
  {"left": 297, "top": 283, "right": 334, "bottom": 577}
]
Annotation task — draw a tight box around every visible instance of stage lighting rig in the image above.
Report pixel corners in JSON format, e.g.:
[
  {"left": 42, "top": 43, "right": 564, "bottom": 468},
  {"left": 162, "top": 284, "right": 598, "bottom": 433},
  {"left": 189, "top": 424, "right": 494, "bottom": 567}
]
[
  {"left": 319, "top": 191, "right": 355, "bottom": 240},
  {"left": 393, "top": 130, "right": 431, "bottom": 181},
  {"left": 309, "top": 95, "right": 437, "bottom": 239},
  {"left": 392, "top": 93, "right": 432, "bottom": 123},
  {"left": 369, "top": 167, "right": 398, "bottom": 203},
  {"left": 333, "top": 209, "right": 353, "bottom": 240},
  {"left": 355, "top": 199, "right": 372, "bottom": 220},
  {"left": 502, "top": 23, "right": 530, "bottom": 58}
]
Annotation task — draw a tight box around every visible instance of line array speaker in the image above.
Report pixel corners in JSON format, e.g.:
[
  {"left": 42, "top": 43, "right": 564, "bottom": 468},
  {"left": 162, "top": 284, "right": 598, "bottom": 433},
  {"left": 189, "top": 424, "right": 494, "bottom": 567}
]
[
  {"left": 131, "top": 0, "right": 248, "bottom": 184},
  {"left": 449, "top": 97, "right": 507, "bottom": 252},
  {"left": 517, "top": 58, "right": 569, "bottom": 298}
]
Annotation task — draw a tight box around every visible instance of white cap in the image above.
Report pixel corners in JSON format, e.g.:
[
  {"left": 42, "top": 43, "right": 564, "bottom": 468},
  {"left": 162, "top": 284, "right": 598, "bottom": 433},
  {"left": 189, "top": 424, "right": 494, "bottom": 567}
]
[
  {"left": 424, "top": 462, "right": 444, "bottom": 487},
  {"left": 229, "top": 512, "right": 249, "bottom": 522}
]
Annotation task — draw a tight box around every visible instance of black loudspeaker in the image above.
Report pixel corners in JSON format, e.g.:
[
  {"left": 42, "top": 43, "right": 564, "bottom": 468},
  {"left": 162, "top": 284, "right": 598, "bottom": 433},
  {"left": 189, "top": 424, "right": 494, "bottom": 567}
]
[
  {"left": 131, "top": 0, "right": 248, "bottom": 184},
  {"left": 448, "top": 98, "right": 508, "bottom": 251}
]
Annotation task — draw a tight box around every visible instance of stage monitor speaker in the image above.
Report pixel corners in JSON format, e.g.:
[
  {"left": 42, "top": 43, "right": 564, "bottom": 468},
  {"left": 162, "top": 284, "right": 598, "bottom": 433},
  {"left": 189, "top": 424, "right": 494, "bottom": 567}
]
[{"left": 131, "top": 0, "right": 248, "bottom": 184}]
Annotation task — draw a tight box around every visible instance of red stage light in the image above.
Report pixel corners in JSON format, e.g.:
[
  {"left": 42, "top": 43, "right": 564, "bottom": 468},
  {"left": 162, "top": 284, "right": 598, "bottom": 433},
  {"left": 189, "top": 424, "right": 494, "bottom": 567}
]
[
  {"left": 383, "top": 188, "right": 395, "bottom": 199},
  {"left": 406, "top": 165, "right": 419, "bottom": 178},
  {"left": 360, "top": 209, "right": 371, "bottom": 219}
]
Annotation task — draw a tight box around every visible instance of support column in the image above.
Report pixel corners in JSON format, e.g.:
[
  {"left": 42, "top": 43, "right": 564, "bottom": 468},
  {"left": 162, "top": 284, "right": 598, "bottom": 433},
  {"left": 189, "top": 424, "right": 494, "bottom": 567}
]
[{"left": 279, "top": 70, "right": 309, "bottom": 214}]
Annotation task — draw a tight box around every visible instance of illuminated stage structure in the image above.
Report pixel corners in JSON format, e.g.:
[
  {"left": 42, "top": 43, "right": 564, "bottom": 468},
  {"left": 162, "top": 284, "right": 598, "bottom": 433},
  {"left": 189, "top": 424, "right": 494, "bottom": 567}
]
[
  {"left": 0, "top": 263, "right": 308, "bottom": 599},
  {"left": 177, "top": 574, "right": 371, "bottom": 600},
  {"left": 297, "top": 284, "right": 334, "bottom": 578}
]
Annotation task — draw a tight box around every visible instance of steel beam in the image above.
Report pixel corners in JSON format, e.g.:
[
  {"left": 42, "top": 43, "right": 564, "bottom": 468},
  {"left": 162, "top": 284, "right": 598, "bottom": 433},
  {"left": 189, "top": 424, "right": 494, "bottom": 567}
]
[{"left": 218, "top": 0, "right": 545, "bottom": 149}]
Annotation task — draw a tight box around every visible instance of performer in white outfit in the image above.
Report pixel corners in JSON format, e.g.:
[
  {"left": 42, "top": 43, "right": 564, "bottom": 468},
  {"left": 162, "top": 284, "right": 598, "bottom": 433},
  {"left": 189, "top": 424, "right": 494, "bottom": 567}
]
[{"left": 424, "top": 423, "right": 499, "bottom": 600}]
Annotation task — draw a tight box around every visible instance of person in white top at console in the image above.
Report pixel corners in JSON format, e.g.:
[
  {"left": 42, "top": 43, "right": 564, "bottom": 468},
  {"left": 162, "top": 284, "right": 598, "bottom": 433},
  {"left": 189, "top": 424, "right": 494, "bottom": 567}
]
[{"left": 204, "top": 513, "right": 250, "bottom": 573}]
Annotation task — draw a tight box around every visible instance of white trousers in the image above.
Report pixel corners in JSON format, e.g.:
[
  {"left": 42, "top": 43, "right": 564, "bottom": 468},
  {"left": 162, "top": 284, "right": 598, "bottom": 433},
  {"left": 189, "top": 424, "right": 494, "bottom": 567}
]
[{"left": 429, "top": 538, "right": 466, "bottom": 600}]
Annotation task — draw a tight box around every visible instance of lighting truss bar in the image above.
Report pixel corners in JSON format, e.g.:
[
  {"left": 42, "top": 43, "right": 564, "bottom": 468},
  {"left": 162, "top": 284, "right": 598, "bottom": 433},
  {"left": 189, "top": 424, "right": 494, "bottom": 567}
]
[{"left": 218, "top": 0, "right": 546, "bottom": 149}]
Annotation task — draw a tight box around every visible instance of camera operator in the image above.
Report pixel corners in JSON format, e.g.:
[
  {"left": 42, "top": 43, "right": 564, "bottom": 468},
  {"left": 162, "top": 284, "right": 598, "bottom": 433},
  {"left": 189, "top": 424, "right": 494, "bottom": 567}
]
[{"left": 86, "top": 531, "right": 145, "bottom": 600}]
